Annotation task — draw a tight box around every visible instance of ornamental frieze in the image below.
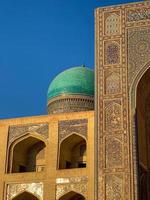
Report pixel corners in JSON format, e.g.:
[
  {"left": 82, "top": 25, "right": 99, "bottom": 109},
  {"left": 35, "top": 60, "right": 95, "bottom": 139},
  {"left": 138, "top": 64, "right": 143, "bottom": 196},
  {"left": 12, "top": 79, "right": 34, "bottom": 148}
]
[
  {"left": 8, "top": 123, "right": 49, "bottom": 144},
  {"left": 126, "top": 8, "right": 150, "bottom": 22},
  {"left": 6, "top": 182, "right": 43, "bottom": 200},
  {"left": 56, "top": 176, "right": 88, "bottom": 184},
  {"left": 58, "top": 119, "right": 88, "bottom": 142}
]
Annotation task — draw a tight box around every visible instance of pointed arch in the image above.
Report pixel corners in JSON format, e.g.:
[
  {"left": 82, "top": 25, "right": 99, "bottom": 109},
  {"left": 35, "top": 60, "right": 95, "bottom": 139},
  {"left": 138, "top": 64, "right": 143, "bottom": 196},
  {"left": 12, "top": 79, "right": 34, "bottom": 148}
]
[
  {"left": 7, "top": 132, "right": 47, "bottom": 173},
  {"left": 58, "top": 133, "right": 87, "bottom": 169},
  {"left": 129, "top": 60, "right": 150, "bottom": 199},
  {"left": 130, "top": 61, "right": 150, "bottom": 109},
  {"left": 59, "top": 191, "right": 85, "bottom": 200},
  {"left": 60, "top": 132, "right": 87, "bottom": 145},
  {"left": 11, "top": 191, "right": 40, "bottom": 200}
]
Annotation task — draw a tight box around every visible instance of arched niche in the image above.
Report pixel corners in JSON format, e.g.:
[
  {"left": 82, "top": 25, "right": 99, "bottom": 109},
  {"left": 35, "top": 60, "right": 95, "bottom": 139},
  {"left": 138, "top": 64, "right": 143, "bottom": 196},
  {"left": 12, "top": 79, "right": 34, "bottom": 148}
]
[
  {"left": 8, "top": 133, "right": 46, "bottom": 173},
  {"left": 59, "top": 191, "right": 85, "bottom": 200},
  {"left": 130, "top": 62, "right": 150, "bottom": 200},
  {"left": 12, "top": 191, "right": 39, "bottom": 200},
  {"left": 59, "top": 134, "right": 87, "bottom": 169}
]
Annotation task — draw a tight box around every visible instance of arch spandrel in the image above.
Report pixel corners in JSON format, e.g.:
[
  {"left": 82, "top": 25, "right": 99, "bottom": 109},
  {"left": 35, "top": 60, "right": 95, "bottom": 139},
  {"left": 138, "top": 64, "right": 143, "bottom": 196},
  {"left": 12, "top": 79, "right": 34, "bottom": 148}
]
[
  {"left": 7, "top": 182, "right": 43, "bottom": 200},
  {"left": 128, "top": 26, "right": 150, "bottom": 87},
  {"left": 8, "top": 123, "right": 49, "bottom": 145},
  {"left": 8, "top": 131, "right": 47, "bottom": 148},
  {"left": 58, "top": 119, "right": 88, "bottom": 143},
  {"left": 56, "top": 176, "right": 87, "bottom": 200},
  {"left": 129, "top": 61, "right": 150, "bottom": 109}
]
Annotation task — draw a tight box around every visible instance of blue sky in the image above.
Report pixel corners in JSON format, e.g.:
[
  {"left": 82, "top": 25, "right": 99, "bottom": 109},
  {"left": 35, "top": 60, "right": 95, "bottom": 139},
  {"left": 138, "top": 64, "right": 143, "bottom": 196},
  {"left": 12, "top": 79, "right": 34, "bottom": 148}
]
[{"left": 0, "top": 0, "right": 140, "bottom": 119}]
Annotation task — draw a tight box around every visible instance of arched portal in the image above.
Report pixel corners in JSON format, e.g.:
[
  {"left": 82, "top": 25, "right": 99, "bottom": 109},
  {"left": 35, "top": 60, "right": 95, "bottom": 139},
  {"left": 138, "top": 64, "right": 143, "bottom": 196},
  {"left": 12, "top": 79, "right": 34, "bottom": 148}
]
[
  {"left": 59, "top": 191, "right": 85, "bottom": 200},
  {"left": 8, "top": 135, "right": 46, "bottom": 173},
  {"left": 136, "top": 68, "right": 150, "bottom": 200},
  {"left": 12, "top": 191, "right": 39, "bottom": 200},
  {"left": 59, "top": 134, "right": 87, "bottom": 169}
]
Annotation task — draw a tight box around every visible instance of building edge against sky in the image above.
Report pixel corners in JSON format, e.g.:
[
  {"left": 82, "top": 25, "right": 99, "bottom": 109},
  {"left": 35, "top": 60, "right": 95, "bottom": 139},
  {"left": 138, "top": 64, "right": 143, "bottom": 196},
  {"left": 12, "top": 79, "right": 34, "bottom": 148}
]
[
  {"left": 0, "top": 1, "right": 150, "bottom": 200},
  {"left": 95, "top": 1, "right": 150, "bottom": 200}
]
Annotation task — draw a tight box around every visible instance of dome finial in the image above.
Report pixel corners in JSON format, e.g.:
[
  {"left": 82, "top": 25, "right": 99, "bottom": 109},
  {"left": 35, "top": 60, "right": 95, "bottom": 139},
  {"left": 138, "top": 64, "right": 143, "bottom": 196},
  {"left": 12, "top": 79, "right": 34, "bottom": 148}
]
[{"left": 82, "top": 64, "right": 86, "bottom": 68}]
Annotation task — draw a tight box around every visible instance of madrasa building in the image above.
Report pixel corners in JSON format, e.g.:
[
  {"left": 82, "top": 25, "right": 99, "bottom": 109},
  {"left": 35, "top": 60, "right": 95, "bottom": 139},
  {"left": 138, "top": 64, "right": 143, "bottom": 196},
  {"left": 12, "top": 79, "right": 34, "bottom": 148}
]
[{"left": 0, "top": 1, "right": 150, "bottom": 200}]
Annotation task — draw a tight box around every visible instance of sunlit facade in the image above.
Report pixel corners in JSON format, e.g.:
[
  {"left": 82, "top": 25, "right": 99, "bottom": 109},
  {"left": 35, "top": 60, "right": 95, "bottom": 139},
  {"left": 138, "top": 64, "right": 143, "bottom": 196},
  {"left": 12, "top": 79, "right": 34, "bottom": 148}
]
[{"left": 0, "top": 1, "right": 150, "bottom": 200}]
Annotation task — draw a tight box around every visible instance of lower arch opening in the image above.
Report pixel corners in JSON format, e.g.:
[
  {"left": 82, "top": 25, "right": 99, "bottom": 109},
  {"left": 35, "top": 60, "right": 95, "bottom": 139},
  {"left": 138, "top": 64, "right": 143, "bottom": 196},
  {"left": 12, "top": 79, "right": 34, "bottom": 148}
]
[
  {"left": 59, "top": 191, "right": 85, "bottom": 200},
  {"left": 12, "top": 191, "right": 39, "bottom": 200}
]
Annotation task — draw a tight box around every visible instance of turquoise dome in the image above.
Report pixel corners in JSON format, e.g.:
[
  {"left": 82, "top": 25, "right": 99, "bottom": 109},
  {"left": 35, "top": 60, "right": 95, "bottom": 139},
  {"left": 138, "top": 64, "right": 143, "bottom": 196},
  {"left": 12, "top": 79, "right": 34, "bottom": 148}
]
[{"left": 47, "top": 66, "right": 94, "bottom": 101}]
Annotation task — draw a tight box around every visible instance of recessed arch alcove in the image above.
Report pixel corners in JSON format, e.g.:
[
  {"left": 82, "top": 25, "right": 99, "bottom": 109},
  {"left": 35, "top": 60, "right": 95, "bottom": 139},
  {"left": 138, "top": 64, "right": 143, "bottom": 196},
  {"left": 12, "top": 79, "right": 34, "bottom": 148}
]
[
  {"left": 8, "top": 133, "right": 46, "bottom": 173},
  {"left": 59, "top": 191, "right": 85, "bottom": 200},
  {"left": 130, "top": 62, "right": 150, "bottom": 200},
  {"left": 59, "top": 134, "right": 87, "bottom": 169}
]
